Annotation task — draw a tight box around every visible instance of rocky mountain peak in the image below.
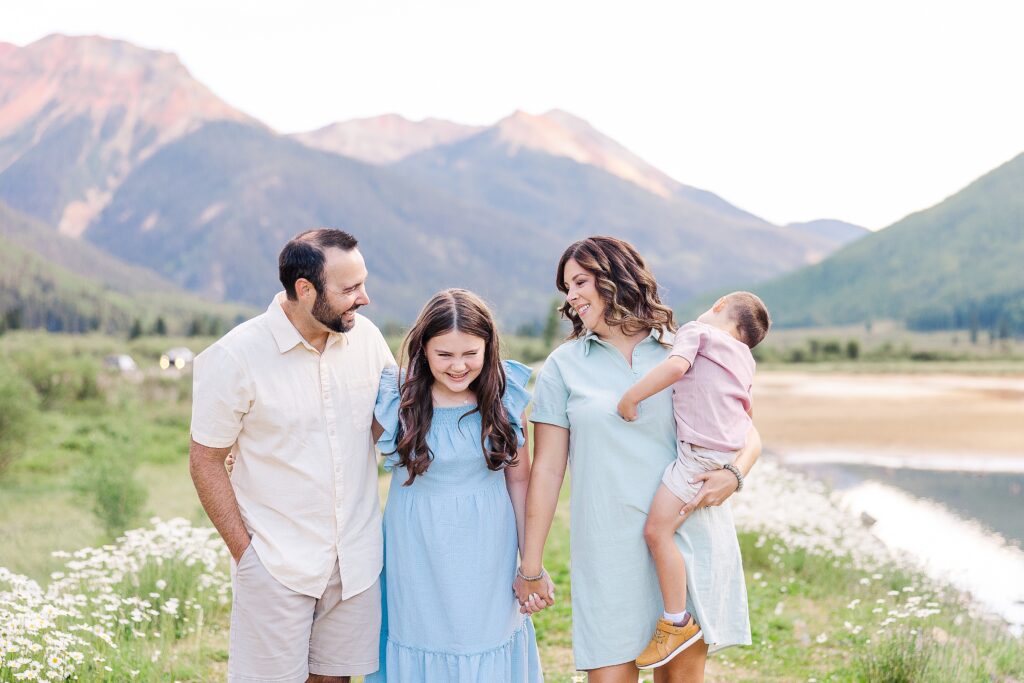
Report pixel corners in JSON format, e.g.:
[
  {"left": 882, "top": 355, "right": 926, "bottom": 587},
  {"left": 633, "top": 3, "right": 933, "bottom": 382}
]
[
  {"left": 0, "top": 34, "right": 253, "bottom": 236},
  {"left": 292, "top": 113, "right": 483, "bottom": 164},
  {"left": 492, "top": 109, "right": 678, "bottom": 198}
]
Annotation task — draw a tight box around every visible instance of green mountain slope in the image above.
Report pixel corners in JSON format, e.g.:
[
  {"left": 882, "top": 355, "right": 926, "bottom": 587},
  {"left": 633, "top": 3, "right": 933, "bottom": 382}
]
[
  {"left": 754, "top": 153, "right": 1024, "bottom": 331},
  {"left": 0, "top": 203, "right": 251, "bottom": 334},
  {"left": 0, "top": 202, "right": 180, "bottom": 294}
]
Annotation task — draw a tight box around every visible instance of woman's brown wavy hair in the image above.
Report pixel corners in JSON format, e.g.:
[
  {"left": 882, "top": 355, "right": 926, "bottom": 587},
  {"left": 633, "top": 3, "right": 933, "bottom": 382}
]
[
  {"left": 556, "top": 236, "right": 677, "bottom": 344},
  {"left": 390, "top": 289, "right": 519, "bottom": 486}
]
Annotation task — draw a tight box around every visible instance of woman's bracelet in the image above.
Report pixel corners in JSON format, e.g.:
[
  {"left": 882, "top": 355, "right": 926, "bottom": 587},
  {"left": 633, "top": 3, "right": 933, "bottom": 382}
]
[
  {"left": 516, "top": 566, "right": 546, "bottom": 582},
  {"left": 722, "top": 463, "right": 744, "bottom": 492}
]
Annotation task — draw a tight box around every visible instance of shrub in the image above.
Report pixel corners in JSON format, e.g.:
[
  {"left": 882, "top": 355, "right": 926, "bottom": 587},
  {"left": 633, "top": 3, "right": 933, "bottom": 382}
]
[
  {"left": 821, "top": 340, "right": 843, "bottom": 357},
  {"left": 73, "top": 438, "right": 148, "bottom": 537},
  {"left": 9, "top": 349, "right": 104, "bottom": 408},
  {"left": 852, "top": 628, "right": 937, "bottom": 682},
  {"left": 0, "top": 359, "right": 40, "bottom": 473}
]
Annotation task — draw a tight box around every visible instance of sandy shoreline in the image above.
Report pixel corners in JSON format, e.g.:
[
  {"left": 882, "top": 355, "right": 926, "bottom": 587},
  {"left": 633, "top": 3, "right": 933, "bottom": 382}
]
[{"left": 754, "top": 371, "right": 1024, "bottom": 463}]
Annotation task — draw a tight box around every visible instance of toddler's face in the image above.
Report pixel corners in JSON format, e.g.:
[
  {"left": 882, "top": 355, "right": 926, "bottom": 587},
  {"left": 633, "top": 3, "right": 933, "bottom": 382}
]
[{"left": 425, "top": 330, "right": 486, "bottom": 396}]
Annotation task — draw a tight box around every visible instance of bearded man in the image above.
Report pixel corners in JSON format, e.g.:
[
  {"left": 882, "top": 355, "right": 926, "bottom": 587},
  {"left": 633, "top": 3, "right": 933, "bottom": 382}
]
[{"left": 189, "top": 228, "right": 395, "bottom": 683}]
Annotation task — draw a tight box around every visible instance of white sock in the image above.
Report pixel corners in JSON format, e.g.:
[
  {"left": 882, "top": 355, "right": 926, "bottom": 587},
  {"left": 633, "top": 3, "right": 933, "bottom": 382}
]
[{"left": 663, "top": 610, "right": 687, "bottom": 624}]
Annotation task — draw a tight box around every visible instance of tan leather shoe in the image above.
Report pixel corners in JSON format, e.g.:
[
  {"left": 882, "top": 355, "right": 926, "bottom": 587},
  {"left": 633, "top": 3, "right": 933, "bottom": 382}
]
[{"left": 635, "top": 617, "right": 703, "bottom": 669}]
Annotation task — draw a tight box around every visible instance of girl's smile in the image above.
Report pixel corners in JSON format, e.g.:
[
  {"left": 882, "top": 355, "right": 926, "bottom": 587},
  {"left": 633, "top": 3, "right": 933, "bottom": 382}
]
[{"left": 425, "top": 329, "right": 486, "bottom": 404}]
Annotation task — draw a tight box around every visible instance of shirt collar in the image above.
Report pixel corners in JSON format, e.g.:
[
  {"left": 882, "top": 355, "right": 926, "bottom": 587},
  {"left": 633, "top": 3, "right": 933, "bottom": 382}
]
[
  {"left": 266, "top": 292, "right": 346, "bottom": 354},
  {"left": 581, "top": 327, "right": 663, "bottom": 356}
]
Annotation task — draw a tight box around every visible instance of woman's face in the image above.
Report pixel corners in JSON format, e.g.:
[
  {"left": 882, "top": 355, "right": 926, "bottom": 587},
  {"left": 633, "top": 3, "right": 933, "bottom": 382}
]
[
  {"left": 563, "top": 258, "right": 606, "bottom": 333},
  {"left": 424, "top": 329, "right": 486, "bottom": 396}
]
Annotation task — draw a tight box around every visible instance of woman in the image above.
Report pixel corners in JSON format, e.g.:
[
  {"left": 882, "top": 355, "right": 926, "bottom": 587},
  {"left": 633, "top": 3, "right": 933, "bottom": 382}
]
[
  {"left": 367, "top": 289, "right": 545, "bottom": 682},
  {"left": 514, "top": 237, "right": 758, "bottom": 682}
]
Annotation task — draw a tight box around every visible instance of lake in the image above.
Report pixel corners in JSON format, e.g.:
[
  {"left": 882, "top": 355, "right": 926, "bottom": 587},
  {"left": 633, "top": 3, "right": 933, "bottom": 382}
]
[{"left": 786, "top": 458, "right": 1024, "bottom": 635}]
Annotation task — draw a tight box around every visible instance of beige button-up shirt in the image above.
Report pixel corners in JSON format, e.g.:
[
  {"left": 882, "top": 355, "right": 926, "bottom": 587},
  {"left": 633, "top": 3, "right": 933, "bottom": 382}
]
[{"left": 191, "top": 293, "right": 395, "bottom": 598}]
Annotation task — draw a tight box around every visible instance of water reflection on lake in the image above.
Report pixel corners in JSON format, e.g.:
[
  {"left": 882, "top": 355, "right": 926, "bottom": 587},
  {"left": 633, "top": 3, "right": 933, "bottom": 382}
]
[
  {"left": 785, "top": 458, "right": 1024, "bottom": 634},
  {"left": 792, "top": 463, "right": 1024, "bottom": 548}
]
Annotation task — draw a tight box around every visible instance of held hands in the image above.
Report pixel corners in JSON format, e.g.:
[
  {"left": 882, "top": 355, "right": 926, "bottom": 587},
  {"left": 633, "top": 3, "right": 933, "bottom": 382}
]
[
  {"left": 680, "top": 468, "right": 740, "bottom": 515},
  {"left": 513, "top": 569, "right": 556, "bottom": 615},
  {"left": 617, "top": 393, "right": 639, "bottom": 422}
]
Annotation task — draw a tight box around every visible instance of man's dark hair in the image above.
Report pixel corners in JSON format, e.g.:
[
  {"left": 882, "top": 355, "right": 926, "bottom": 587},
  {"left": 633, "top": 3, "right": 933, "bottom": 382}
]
[{"left": 279, "top": 228, "right": 358, "bottom": 300}]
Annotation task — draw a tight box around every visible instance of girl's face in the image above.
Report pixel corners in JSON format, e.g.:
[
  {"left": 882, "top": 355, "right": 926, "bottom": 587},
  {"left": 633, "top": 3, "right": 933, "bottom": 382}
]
[
  {"left": 563, "top": 258, "right": 606, "bottom": 333},
  {"left": 424, "top": 329, "right": 487, "bottom": 396}
]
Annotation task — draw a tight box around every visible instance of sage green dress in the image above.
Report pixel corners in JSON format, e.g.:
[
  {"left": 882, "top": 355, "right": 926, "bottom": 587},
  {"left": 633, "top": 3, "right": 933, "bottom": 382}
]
[{"left": 529, "top": 330, "right": 751, "bottom": 670}]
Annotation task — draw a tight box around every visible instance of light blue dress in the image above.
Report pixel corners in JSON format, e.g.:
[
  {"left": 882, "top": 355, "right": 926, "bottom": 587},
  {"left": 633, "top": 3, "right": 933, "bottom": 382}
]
[
  {"left": 366, "top": 360, "right": 543, "bottom": 683},
  {"left": 530, "top": 330, "right": 751, "bottom": 670}
]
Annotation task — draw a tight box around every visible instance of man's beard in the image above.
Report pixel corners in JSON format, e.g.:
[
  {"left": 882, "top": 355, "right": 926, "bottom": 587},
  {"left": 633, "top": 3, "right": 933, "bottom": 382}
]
[{"left": 312, "top": 293, "right": 358, "bottom": 333}]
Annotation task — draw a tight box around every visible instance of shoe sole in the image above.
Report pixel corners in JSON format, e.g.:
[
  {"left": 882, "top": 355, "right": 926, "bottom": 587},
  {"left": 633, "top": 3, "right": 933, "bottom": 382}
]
[{"left": 637, "top": 629, "right": 703, "bottom": 669}]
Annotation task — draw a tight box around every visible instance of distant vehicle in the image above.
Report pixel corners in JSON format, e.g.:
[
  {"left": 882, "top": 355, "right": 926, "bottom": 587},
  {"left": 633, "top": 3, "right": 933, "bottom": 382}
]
[
  {"left": 103, "top": 354, "right": 138, "bottom": 372},
  {"left": 160, "top": 347, "right": 195, "bottom": 370}
]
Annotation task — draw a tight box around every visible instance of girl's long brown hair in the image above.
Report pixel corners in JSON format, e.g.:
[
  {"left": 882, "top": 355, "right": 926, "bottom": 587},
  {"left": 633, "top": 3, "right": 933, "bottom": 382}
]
[
  {"left": 556, "top": 236, "right": 677, "bottom": 344},
  {"left": 390, "top": 289, "right": 519, "bottom": 485}
]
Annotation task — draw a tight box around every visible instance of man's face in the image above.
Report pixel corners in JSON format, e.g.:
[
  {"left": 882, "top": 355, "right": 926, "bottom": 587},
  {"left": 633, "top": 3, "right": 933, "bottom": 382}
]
[{"left": 309, "top": 247, "right": 371, "bottom": 333}]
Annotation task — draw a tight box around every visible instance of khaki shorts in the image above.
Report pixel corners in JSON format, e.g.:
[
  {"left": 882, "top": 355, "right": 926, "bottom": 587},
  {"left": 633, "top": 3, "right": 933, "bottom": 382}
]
[
  {"left": 228, "top": 543, "right": 380, "bottom": 682},
  {"left": 662, "top": 440, "right": 736, "bottom": 504}
]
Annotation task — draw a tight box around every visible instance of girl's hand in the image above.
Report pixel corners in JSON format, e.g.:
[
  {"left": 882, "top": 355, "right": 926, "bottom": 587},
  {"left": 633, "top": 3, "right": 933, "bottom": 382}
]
[
  {"left": 679, "top": 468, "right": 739, "bottom": 515},
  {"left": 514, "top": 570, "right": 555, "bottom": 613},
  {"left": 617, "top": 395, "right": 639, "bottom": 422}
]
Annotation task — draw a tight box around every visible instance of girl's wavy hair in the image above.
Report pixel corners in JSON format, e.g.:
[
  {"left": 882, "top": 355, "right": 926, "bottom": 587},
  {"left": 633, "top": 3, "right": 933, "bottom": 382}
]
[
  {"left": 390, "top": 289, "right": 519, "bottom": 486},
  {"left": 557, "top": 236, "right": 677, "bottom": 344}
]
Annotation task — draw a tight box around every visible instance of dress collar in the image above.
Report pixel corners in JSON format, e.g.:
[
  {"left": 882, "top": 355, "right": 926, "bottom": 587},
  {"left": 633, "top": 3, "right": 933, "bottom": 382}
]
[{"left": 581, "top": 327, "right": 663, "bottom": 356}]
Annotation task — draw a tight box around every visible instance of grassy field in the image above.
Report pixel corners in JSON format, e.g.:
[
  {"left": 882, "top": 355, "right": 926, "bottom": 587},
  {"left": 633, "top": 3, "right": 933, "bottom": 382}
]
[
  {"left": 2, "top": 330, "right": 1022, "bottom": 681},
  {"left": 756, "top": 320, "right": 1024, "bottom": 367}
]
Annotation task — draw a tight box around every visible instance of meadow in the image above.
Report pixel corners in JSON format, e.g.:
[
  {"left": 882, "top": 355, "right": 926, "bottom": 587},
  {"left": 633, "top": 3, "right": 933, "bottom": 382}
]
[{"left": 2, "top": 329, "right": 1022, "bottom": 682}]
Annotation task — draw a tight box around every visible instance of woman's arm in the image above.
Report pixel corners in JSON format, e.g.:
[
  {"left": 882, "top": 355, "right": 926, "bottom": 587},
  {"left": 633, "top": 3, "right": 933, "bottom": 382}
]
[
  {"left": 680, "top": 423, "right": 762, "bottom": 514},
  {"left": 513, "top": 422, "right": 569, "bottom": 607},
  {"left": 504, "top": 413, "right": 532, "bottom": 558}
]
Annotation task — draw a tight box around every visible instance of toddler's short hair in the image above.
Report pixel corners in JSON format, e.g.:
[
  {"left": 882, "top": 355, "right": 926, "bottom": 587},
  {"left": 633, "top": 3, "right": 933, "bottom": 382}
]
[{"left": 725, "top": 292, "right": 771, "bottom": 348}]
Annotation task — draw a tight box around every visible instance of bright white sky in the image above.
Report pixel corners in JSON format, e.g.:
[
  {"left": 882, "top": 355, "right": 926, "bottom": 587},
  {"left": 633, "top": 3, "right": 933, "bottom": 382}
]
[{"left": 4, "top": 0, "right": 1023, "bottom": 230}]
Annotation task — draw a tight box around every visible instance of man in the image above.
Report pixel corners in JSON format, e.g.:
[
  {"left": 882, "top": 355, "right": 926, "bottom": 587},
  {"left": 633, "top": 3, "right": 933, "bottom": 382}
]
[{"left": 189, "top": 229, "right": 395, "bottom": 683}]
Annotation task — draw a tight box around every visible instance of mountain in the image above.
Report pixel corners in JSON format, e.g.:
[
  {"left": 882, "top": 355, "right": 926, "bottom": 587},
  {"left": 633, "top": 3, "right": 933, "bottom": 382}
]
[
  {"left": 755, "top": 153, "right": 1024, "bottom": 331},
  {"left": 785, "top": 219, "right": 869, "bottom": 248},
  {"left": 395, "top": 110, "right": 842, "bottom": 305},
  {"left": 291, "top": 114, "right": 483, "bottom": 164},
  {"left": 85, "top": 111, "right": 855, "bottom": 323},
  {"left": 0, "top": 34, "right": 253, "bottom": 236},
  {"left": 0, "top": 202, "right": 251, "bottom": 334},
  {"left": 1, "top": 35, "right": 870, "bottom": 326},
  {"left": 84, "top": 121, "right": 554, "bottom": 323},
  {"left": 0, "top": 200, "right": 179, "bottom": 294},
  {"left": 487, "top": 109, "right": 685, "bottom": 199}
]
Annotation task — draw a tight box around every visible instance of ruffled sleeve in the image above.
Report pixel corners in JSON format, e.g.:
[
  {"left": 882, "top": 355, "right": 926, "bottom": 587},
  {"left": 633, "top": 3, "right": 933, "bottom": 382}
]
[
  {"left": 374, "top": 365, "right": 402, "bottom": 469},
  {"left": 501, "top": 360, "right": 533, "bottom": 447}
]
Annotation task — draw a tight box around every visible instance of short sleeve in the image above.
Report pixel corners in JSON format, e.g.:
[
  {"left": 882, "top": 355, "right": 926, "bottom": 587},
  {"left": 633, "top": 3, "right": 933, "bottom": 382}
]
[
  {"left": 669, "top": 321, "right": 708, "bottom": 364},
  {"left": 529, "top": 357, "right": 569, "bottom": 429},
  {"left": 501, "top": 360, "right": 533, "bottom": 447},
  {"left": 373, "top": 324, "right": 397, "bottom": 368},
  {"left": 374, "top": 366, "right": 403, "bottom": 469},
  {"left": 190, "top": 344, "right": 252, "bottom": 449}
]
